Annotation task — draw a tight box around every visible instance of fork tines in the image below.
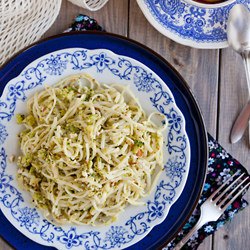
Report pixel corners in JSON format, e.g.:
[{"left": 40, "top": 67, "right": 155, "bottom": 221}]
[{"left": 210, "top": 170, "right": 250, "bottom": 211}]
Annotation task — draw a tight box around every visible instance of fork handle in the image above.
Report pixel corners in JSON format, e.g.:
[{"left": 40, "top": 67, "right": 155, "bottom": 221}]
[{"left": 173, "top": 211, "right": 208, "bottom": 250}]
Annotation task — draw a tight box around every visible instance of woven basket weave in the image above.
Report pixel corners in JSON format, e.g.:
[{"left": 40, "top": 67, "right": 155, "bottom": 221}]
[
  {"left": 68, "top": 0, "right": 109, "bottom": 11},
  {"left": 0, "top": 0, "right": 109, "bottom": 66},
  {"left": 0, "top": 0, "right": 62, "bottom": 66}
]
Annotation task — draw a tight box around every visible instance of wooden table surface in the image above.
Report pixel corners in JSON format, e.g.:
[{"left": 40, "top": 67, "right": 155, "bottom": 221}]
[{"left": 1, "top": 0, "right": 249, "bottom": 249}]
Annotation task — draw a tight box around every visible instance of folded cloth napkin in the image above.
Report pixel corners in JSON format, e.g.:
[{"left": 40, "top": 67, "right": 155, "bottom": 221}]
[
  {"left": 64, "top": 14, "right": 105, "bottom": 32},
  {"left": 163, "top": 133, "right": 249, "bottom": 250},
  {"left": 67, "top": 14, "right": 250, "bottom": 250}
]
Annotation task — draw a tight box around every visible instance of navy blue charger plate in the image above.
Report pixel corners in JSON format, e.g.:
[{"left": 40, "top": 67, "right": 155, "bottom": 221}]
[{"left": 0, "top": 32, "right": 208, "bottom": 250}]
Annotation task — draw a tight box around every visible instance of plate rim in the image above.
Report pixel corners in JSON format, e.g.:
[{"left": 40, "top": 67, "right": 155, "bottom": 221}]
[
  {"left": 0, "top": 31, "right": 208, "bottom": 249},
  {"left": 0, "top": 46, "right": 190, "bottom": 249}
]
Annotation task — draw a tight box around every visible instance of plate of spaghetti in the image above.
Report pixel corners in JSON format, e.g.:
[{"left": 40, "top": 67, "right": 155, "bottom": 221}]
[{"left": 0, "top": 32, "right": 207, "bottom": 250}]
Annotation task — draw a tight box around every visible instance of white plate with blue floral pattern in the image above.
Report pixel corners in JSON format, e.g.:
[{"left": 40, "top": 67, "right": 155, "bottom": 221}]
[
  {"left": 0, "top": 47, "right": 190, "bottom": 249},
  {"left": 137, "top": 0, "right": 250, "bottom": 48}
]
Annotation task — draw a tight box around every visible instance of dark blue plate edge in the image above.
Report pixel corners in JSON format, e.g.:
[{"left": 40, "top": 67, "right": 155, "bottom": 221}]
[{"left": 0, "top": 31, "right": 208, "bottom": 250}]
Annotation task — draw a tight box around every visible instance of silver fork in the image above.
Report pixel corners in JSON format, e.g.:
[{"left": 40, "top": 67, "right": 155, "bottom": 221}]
[{"left": 173, "top": 170, "right": 250, "bottom": 250}]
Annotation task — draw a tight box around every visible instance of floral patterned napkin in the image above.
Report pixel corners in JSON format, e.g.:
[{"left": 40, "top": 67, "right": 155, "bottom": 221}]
[
  {"left": 64, "top": 14, "right": 105, "bottom": 32},
  {"left": 67, "top": 15, "right": 250, "bottom": 250},
  {"left": 163, "top": 134, "right": 249, "bottom": 250}
]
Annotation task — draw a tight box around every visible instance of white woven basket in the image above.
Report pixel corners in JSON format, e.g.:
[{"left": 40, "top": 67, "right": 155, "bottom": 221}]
[
  {"left": 0, "top": 0, "right": 109, "bottom": 66},
  {"left": 0, "top": 0, "right": 62, "bottom": 66},
  {"left": 68, "top": 0, "right": 109, "bottom": 11}
]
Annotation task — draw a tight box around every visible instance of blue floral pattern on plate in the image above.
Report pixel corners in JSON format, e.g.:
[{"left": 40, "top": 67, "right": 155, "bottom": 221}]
[
  {"left": 0, "top": 48, "right": 190, "bottom": 249},
  {"left": 137, "top": 0, "right": 250, "bottom": 48}
]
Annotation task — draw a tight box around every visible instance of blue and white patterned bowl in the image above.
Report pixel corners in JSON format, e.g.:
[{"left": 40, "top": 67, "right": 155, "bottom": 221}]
[
  {"left": 137, "top": 0, "right": 250, "bottom": 48},
  {"left": 0, "top": 48, "right": 190, "bottom": 249}
]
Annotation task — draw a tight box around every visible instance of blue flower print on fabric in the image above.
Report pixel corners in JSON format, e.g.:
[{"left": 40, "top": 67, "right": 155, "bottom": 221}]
[
  {"left": 67, "top": 15, "right": 106, "bottom": 32},
  {"left": 74, "top": 15, "right": 84, "bottom": 22},
  {"left": 203, "top": 183, "right": 211, "bottom": 191},
  {"left": 164, "top": 134, "right": 249, "bottom": 250}
]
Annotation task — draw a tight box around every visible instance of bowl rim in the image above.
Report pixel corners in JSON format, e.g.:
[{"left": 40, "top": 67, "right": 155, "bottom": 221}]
[{"left": 184, "top": 0, "right": 235, "bottom": 8}]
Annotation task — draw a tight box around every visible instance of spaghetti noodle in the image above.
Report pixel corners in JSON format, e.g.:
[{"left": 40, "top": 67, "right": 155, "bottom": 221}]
[{"left": 16, "top": 73, "right": 167, "bottom": 226}]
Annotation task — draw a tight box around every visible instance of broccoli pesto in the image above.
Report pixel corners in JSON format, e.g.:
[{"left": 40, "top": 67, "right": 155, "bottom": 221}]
[{"left": 15, "top": 73, "right": 167, "bottom": 226}]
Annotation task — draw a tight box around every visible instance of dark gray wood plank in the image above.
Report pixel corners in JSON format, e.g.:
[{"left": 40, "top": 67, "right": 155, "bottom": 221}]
[
  {"left": 129, "top": 1, "right": 220, "bottom": 250},
  {"left": 215, "top": 47, "right": 250, "bottom": 250},
  {"left": 0, "top": 239, "right": 13, "bottom": 250}
]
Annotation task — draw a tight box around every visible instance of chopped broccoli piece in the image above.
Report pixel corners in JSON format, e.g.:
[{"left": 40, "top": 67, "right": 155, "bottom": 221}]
[
  {"left": 20, "top": 129, "right": 30, "bottom": 139},
  {"left": 87, "top": 114, "right": 98, "bottom": 125},
  {"left": 20, "top": 154, "right": 32, "bottom": 167},
  {"left": 33, "top": 193, "right": 44, "bottom": 202},
  {"left": 24, "top": 115, "right": 36, "bottom": 126},
  {"left": 151, "top": 133, "right": 160, "bottom": 138},
  {"left": 30, "top": 177, "right": 41, "bottom": 186},
  {"left": 59, "top": 109, "right": 66, "bottom": 116},
  {"left": 17, "top": 113, "right": 25, "bottom": 124},
  {"left": 38, "top": 149, "right": 47, "bottom": 159},
  {"left": 29, "top": 166, "right": 36, "bottom": 175},
  {"left": 132, "top": 140, "right": 144, "bottom": 154},
  {"left": 69, "top": 125, "right": 79, "bottom": 133},
  {"left": 134, "top": 140, "right": 144, "bottom": 147},
  {"left": 85, "top": 89, "right": 95, "bottom": 101},
  {"left": 66, "top": 90, "right": 75, "bottom": 101}
]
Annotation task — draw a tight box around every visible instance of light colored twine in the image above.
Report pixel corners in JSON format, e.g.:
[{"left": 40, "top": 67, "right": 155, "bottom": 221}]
[
  {"left": 0, "top": 0, "right": 109, "bottom": 67},
  {"left": 68, "top": 0, "right": 109, "bottom": 11},
  {"left": 0, "top": 0, "right": 62, "bottom": 66}
]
